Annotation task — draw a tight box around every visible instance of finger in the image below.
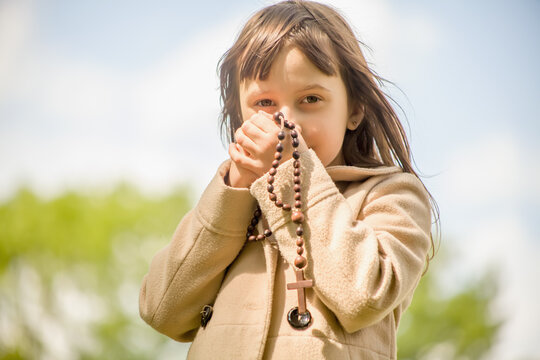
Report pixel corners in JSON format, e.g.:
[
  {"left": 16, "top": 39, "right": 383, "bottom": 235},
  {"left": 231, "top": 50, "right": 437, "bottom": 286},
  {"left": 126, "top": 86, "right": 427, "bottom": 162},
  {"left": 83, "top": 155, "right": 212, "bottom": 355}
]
[
  {"left": 247, "top": 111, "right": 280, "bottom": 135},
  {"left": 228, "top": 144, "right": 246, "bottom": 174},
  {"left": 241, "top": 116, "right": 273, "bottom": 142},
  {"left": 229, "top": 142, "right": 250, "bottom": 165},
  {"left": 235, "top": 126, "right": 260, "bottom": 156},
  {"left": 230, "top": 144, "right": 259, "bottom": 171},
  {"left": 229, "top": 143, "right": 261, "bottom": 173},
  {"left": 234, "top": 128, "right": 254, "bottom": 156},
  {"left": 234, "top": 141, "right": 251, "bottom": 158}
]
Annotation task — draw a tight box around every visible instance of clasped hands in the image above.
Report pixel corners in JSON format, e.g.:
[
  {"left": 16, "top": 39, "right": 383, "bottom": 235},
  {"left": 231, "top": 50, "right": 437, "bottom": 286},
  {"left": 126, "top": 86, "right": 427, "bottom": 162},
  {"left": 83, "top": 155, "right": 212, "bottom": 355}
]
[{"left": 227, "top": 111, "right": 308, "bottom": 188}]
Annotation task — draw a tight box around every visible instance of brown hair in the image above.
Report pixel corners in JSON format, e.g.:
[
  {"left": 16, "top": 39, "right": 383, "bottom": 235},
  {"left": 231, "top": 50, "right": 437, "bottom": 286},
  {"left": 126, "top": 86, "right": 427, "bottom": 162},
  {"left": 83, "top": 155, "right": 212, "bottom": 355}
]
[{"left": 217, "top": 0, "right": 439, "bottom": 262}]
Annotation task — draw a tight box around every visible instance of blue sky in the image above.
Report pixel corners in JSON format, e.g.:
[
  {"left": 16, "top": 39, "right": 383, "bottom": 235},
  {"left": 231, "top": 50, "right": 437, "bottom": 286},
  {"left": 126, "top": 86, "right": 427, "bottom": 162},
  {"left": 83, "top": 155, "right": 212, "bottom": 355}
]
[{"left": 1, "top": 0, "right": 539, "bottom": 359}]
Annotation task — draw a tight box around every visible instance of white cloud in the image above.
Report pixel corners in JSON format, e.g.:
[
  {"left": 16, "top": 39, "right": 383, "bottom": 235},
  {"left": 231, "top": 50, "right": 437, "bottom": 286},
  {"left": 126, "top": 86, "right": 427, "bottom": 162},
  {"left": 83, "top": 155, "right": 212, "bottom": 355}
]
[
  {"left": 133, "top": 31, "right": 222, "bottom": 137},
  {"left": 328, "top": 0, "right": 441, "bottom": 74},
  {"left": 444, "top": 134, "right": 523, "bottom": 203},
  {"left": 435, "top": 134, "right": 540, "bottom": 358},
  {"left": 0, "top": 0, "right": 33, "bottom": 100},
  {"left": 0, "top": 11, "right": 247, "bottom": 200},
  {"left": 471, "top": 217, "right": 540, "bottom": 360},
  {"left": 28, "top": 56, "right": 123, "bottom": 126}
]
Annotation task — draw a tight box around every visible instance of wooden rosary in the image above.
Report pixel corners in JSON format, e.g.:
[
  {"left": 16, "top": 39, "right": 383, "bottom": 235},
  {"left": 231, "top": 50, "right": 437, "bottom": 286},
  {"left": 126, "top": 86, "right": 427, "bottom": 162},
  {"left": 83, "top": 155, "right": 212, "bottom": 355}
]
[{"left": 245, "top": 111, "right": 314, "bottom": 330}]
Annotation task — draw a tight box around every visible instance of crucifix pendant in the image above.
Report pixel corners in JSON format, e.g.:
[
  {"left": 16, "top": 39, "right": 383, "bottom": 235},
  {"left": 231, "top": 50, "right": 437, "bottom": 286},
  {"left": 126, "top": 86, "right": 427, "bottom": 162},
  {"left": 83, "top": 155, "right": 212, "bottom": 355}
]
[{"left": 286, "top": 269, "right": 314, "bottom": 329}]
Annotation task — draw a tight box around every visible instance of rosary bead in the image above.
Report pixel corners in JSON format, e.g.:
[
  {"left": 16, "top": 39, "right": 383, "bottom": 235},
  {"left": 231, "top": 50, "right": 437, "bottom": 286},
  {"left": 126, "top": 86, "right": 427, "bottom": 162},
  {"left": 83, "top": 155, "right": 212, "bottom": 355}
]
[
  {"left": 256, "top": 234, "right": 265, "bottom": 241},
  {"left": 251, "top": 218, "right": 259, "bottom": 226},
  {"left": 267, "top": 184, "right": 274, "bottom": 193},
  {"left": 276, "top": 142, "right": 284, "bottom": 152},
  {"left": 269, "top": 193, "right": 277, "bottom": 201},
  {"left": 254, "top": 208, "right": 262, "bottom": 217},
  {"left": 247, "top": 224, "right": 255, "bottom": 232},
  {"left": 264, "top": 229, "right": 272, "bottom": 237},
  {"left": 292, "top": 151, "right": 300, "bottom": 159},
  {"left": 276, "top": 200, "right": 283, "bottom": 207},
  {"left": 267, "top": 175, "right": 274, "bottom": 184},
  {"left": 288, "top": 122, "right": 296, "bottom": 130},
  {"left": 294, "top": 184, "right": 301, "bottom": 193},
  {"left": 291, "top": 130, "right": 298, "bottom": 138},
  {"left": 278, "top": 131, "right": 285, "bottom": 140},
  {"left": 294, "top": 192, "right": 301, "bottom": 201},
  {"left": 284, "top": 120, "right": 291, "bottom": 129},
  {"left": 273, "top": 112, "right": 283, "bottom": 123},
  {"left": 294, "top": 256, "right": 306, "bottom": 268},
  {"left": 296, "top": 237, "right": 304, "bottom": 246},
  {"left": 293, "top": 160, "right": 300, "bottom": 168},
  {"left": 274, "top": 152, "right": 282, "bottom": 160},
  {"left": 283, "top": 203, "right": 291, "bottom": 211},
  {"left": 272, "top": 160, "right": 280, "bottom": 168},
  {"left": 294, "top": 168, "right": 301, "bottom": 176},
  {"left": 248, "top": 235, "right": 256, "bottom": 241},
  {"left": 296, "top": 227, "right": 303, "bottom": 236},
  {"left": 294, "top": 176, "right": 301, "bottom": 184},
  {"left": 292, "top": 138, "right": 299, "bottom": 147},
  {"left": 296, "top": 247, "right": 304, "bottom": 255},
  {"left": 269, "top": 167, "right": 277, "bottom": 176},
  {"left": 291, "top": 211, "right": 304, "bottom": 223},
  {"left": 295, "top": 200, "right": 302, "bottom": 209}
]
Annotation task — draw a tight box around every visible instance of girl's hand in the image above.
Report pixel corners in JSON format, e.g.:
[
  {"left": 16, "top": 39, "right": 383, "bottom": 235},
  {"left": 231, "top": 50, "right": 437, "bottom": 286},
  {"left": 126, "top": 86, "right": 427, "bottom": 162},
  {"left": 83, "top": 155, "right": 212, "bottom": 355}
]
[
  {"left": 227, "top": 144, "right": 259, "bottom": 188},
  {"left": 228, "top": 111, "right": 308, "bottom": 188}
]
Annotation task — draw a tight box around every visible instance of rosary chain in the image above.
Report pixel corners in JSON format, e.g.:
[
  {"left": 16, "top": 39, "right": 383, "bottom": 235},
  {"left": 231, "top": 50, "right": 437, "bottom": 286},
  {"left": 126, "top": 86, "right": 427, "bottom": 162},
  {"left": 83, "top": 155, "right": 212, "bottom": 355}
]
[{"left": 245, "top": 112, "right": 307, "bottom": 270}]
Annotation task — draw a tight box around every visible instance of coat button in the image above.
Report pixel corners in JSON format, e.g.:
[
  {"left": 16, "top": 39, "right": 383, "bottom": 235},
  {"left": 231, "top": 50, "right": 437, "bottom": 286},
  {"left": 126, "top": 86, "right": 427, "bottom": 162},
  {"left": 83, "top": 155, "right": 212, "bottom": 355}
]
[
  {"left": 287, "top": 307, "right": 312, "bottom": 329},
  {"left": 200, "top": 305, "right": 213, "bottom": 328}
]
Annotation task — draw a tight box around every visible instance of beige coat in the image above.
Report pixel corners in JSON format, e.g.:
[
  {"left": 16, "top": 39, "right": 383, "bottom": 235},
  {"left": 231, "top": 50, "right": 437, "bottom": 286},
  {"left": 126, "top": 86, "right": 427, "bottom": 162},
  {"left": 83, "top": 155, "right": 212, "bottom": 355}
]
[{"left": 139, "top": 149, "right": 432, "bottom": 359}]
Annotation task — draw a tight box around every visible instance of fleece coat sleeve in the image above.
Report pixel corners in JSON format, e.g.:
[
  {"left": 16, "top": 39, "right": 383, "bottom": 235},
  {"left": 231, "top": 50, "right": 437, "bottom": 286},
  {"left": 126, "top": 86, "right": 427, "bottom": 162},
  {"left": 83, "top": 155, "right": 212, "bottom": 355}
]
[
  {"left": 250, "top": 149, "right": 432, "bottom": 333},
  {"left": 139, "top": 161, "right": 256, "bottom": 341}
]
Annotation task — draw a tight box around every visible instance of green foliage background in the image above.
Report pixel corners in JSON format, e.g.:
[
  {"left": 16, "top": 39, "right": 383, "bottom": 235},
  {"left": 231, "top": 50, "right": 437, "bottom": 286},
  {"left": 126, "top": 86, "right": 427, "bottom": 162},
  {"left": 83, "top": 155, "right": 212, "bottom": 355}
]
[{"left": 0, "top": 185, "right": 500, "bottom": 359}]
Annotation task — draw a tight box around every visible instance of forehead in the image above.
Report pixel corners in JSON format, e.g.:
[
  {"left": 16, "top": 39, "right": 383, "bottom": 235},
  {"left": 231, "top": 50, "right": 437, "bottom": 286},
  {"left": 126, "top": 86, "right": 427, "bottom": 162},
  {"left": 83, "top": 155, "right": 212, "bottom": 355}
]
[
  {"left": 272, "top": 46, "right": 318, "bottom": 76},
  {"left": 240, "top": 46, "right": 340, "bottom": 93},
  {"left": 236, "top": 27, "right": 339, "bottom": 82}
]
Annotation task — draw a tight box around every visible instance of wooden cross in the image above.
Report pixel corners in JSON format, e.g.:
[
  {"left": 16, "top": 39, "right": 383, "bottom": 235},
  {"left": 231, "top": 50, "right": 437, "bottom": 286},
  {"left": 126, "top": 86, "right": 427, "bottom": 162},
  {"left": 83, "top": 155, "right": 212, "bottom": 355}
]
[{"left": 286, "top": 269, "right": 314, "bottom": 313}]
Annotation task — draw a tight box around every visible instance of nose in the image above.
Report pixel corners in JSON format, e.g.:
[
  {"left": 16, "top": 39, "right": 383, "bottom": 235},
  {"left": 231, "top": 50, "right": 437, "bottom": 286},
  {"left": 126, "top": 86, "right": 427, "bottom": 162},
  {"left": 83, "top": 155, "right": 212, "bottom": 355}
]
[
  {"left": 278, "top": 106, "right": 292, "bottom": 123},
  {"left": 278, "top": 107, "right": 303, "bottom": 133}
]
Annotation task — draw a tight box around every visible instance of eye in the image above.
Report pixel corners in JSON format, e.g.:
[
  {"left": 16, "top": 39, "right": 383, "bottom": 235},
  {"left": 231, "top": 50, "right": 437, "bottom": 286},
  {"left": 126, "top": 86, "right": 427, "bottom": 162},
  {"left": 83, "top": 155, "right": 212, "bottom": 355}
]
[
  {"left": 255, "top": 99, "right": 275, "bottom": 107},
  {"left": 301, "top": 95, "right": 321, "bottom": 104}
]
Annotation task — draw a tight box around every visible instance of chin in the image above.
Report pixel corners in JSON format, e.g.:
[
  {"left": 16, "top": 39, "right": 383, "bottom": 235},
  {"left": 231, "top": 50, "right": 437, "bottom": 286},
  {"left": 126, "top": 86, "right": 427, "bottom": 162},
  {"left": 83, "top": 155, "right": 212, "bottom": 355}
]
[
  {"left": 313, "top": 150, "right": 328, "bottom": 166},
  {"left": 326, "top": 154, "right": 344, "bottom": 167}
]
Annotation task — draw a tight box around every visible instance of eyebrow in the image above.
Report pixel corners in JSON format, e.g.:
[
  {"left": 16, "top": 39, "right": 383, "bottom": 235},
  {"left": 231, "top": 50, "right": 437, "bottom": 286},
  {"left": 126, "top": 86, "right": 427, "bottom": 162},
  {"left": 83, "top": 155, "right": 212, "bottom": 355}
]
[
  {"left": 299, "top": 84, "right": 331, "bottom": 93},
  {"left": 246, "top": 83, "right": 332, "bottom": 98}
]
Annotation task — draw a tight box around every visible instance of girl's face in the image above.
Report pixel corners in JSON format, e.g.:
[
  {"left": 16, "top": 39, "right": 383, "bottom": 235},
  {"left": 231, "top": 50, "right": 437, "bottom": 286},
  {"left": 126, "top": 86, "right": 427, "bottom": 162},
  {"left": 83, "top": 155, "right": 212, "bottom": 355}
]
[{"left": 239, "top": 45, "right": 358, "bottom": 167}]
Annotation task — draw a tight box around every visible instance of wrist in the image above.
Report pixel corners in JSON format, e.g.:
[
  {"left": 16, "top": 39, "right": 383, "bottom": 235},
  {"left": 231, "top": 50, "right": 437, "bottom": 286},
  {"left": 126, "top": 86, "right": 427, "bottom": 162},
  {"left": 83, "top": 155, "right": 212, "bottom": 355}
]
[{"left": 228, "top": 162, "right": 252, "bottom": 189}]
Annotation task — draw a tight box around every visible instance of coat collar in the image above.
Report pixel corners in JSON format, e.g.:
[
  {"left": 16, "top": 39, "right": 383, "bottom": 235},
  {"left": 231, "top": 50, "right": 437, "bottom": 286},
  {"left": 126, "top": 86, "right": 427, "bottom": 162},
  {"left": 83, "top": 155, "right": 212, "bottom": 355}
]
[{"left": 325, "top": 165, "right": 402, "bottom": 182}]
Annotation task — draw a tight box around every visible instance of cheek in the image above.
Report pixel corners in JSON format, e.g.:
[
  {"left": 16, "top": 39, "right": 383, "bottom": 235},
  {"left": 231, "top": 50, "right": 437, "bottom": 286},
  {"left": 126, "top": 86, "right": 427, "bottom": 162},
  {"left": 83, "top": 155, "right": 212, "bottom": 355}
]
[
  {"left": 307, "top": 121, "right": 345, "bottom": 152},
  {"left": 238, "top": 91, "right": 254, "bottom": 122},
  {"left": 239, "top": 107, "right": 257, "bottom": 123},
  {"left": 299, "top": 124, "right": 322, "bottom": 149},
  {"left": 239, "top": 104, "right": 248, "bottom": 122}
]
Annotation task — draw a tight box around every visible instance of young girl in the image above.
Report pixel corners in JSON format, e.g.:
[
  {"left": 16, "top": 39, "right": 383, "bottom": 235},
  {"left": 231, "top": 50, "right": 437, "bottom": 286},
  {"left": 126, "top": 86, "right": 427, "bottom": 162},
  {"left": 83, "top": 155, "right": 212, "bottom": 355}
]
[{"left": 139, "top": 1, "right": 436, "bottom": 359}]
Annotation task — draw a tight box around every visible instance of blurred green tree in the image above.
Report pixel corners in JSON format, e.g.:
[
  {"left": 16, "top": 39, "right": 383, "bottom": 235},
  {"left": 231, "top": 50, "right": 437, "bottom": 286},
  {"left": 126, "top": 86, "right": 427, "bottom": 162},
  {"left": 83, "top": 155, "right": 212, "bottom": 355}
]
[
  {"left": 0, "top": 184, "right": 193, "bottom": 359},
  {"left": 0, "top": 186, "right": 501, "bottom": 359},
  {"left": 397, "top": 255, "right": 501, "bottom": 359}
]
